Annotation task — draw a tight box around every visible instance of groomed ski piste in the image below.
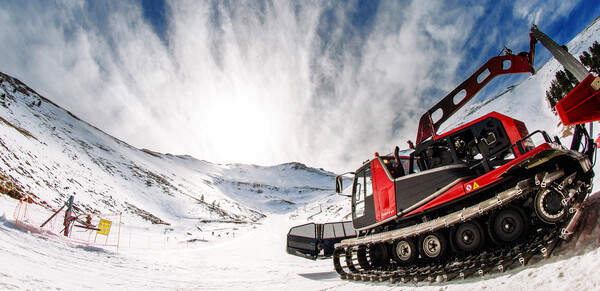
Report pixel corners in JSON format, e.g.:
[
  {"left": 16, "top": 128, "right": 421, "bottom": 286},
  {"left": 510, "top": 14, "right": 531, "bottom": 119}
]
[
  {"left": 2, "top": 13, "right": 600, "bottom": 291},
  {"left": 2, "top": 192, "right": 600, "bottom": 290}
]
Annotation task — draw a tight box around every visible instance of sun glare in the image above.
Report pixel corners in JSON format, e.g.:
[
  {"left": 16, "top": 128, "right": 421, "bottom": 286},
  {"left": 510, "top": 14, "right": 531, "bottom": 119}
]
[{"left": 198, "top": 89, "right": 279, "bottom": 165}]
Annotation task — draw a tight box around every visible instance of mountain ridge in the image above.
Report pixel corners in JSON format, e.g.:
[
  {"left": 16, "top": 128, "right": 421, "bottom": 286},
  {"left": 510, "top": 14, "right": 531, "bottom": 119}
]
[{"left": 0, "top": 71, "right": 337, "bottom": 228}]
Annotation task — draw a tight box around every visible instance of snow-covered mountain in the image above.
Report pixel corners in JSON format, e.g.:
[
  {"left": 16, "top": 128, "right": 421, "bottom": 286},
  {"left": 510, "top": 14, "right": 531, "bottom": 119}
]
[{"left": 0, "top": 71, "right": 338, "bottom": 230}]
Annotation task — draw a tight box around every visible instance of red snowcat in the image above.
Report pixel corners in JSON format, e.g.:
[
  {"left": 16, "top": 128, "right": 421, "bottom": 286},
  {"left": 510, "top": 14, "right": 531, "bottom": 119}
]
[{"left": 286, "top": 25, "right": 600, "bottom": 282}]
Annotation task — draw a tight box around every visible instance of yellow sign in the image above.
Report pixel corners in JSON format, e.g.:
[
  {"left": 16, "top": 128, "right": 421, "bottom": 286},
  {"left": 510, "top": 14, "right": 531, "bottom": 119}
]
[
  {"left": 97, "top": 219, "right": 112, "bottom": 236},
  {"left": 473, "top": 182, "right": 480, "bottom": 190}
]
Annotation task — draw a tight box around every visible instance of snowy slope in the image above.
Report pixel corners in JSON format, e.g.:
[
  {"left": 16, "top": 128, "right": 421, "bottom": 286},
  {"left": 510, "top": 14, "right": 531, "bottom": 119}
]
[{"left": 0, "top": 71, "right": 338, "bottom": 234}]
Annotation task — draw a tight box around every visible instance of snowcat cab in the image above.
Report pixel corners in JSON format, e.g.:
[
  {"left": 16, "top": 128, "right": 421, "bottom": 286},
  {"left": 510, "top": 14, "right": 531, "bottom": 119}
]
[{"left": 341, "top": 112, "right": 538, "bottom": 232}]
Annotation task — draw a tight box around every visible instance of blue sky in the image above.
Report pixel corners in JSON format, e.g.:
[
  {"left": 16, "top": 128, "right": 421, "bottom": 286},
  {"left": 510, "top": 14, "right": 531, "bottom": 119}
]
[{"left": 0, "top": 1, "right": 598, "bottom": 172}]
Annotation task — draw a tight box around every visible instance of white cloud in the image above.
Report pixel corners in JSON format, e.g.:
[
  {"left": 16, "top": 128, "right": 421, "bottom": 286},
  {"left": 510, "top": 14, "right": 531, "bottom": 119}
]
[
  {"left": 0, "top": 0, "right": 590, "bottom": 173},
  {"left": 513, "top": 0, "right": 578, "bottom": 25}
]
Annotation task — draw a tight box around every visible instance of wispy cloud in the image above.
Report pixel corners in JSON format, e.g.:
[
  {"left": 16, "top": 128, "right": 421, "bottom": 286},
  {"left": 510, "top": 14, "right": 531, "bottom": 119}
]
[{"left": 0, "top": 0, "right": 593, "bottom": 172}]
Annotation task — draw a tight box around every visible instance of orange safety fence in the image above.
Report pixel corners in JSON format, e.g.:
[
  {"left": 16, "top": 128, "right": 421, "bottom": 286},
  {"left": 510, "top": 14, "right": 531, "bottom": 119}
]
[
  {"left": 11, "top": 196, "right": 231, "bottom": 251},
  {"left": 13, "top": 197, "right": 121, "bottom": 251}
]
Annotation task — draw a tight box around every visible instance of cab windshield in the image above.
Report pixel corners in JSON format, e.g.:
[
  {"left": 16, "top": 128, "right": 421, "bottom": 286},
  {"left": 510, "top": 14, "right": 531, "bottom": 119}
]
[{"left": 380, "top": 156, "right": 420, "bottom": 178}]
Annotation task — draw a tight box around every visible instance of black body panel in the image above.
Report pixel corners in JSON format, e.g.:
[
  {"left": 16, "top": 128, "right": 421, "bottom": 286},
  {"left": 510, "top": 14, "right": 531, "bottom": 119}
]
[
  {"left": 286, "top": 222, "right": 356, "bottom": 260},
  {"left": 395, "top": 165, "right": 475, "bottom": 213},
  {"left": 353, "top": 193, "right": 376, "bottom": 230}
]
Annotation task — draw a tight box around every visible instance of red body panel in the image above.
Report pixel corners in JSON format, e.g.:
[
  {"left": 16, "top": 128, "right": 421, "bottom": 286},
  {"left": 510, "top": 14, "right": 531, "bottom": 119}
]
[
  {"left": 416, "top": 53, "right": 535, "bottom": 144},
  {"left": 403, "top": 143, "right": 553, "bottom": 217},
  {"left": 556, "top": 74, "right": 600, "bottom": 125},
  {"left": 371, "top": 159, "right": 396, "bottom": 222}
]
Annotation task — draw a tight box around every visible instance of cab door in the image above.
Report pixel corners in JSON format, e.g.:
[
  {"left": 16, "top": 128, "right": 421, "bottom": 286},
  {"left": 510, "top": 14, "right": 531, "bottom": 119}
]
[
  {"left": 352, "top": 163, "right": 376, "bottom": 230},
  {"left": 372, "top": 158, "right": 396, "bottom": 222}
]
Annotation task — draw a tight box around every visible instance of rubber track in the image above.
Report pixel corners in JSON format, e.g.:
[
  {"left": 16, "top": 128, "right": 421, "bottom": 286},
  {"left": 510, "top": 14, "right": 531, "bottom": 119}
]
[
  {"left": 335, "top": 227, "right": 558, "bottom": 283},
  {"left": 332, "top": 180, "right": 588, "bottom": 283}
]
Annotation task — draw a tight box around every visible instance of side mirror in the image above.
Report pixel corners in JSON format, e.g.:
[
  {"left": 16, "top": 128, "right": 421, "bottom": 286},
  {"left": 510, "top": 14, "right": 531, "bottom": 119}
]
[
  {"left": 335, "top": 176, "right": 343, "bottom": 194},
  {"left": 335, "top": 172, "right": 354, "bottom": 197}
]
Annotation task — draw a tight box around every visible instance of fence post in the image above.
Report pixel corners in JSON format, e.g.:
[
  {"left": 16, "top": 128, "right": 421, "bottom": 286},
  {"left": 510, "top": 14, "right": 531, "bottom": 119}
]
[
  {"left": 14, "top": 198, "right": 23, "bottom": 228},
  {"left": 117, "top": 212, "right": 122, "bottom": 253}
]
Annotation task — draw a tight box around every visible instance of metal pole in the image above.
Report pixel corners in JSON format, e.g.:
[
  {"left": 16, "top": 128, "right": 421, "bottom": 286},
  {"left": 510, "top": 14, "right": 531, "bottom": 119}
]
[
  {"left": 530, "top": 25, "right": 589, "bottom": 82},
  {"left": 40, "top": 204, "right": 66, "bottom": 228},
  {"left": 63, "top": 196, "right": 74, "bottom": 237}
]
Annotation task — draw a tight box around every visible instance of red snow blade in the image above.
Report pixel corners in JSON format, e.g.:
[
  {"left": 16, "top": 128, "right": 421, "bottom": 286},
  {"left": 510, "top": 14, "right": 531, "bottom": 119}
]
[{"left": 556, "top": 74, "right": 600, "bottom": 125}]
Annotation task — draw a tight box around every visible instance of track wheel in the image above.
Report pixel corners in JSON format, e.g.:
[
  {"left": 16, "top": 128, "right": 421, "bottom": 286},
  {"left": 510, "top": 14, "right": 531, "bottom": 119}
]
[
  {"left": 391, "top": 238, "right": 417, "bottom": 265},
  {"left": 452, "top": 221, "right": 485, "bottom": 253},
  {"left": 534, "top": 187, "right": 567, "bottom": 224},
  {"left": 489, "top": 207, "right": 529, "bottom": 244},
  {"left": 368, "top": 243, "right": 389, "bottom": 268},
  {"left": 418, "top": 232, "right": 447, "bottom": 260}
]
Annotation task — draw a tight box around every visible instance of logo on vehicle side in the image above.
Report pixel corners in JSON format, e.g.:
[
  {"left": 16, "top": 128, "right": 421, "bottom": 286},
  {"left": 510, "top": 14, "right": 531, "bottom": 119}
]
[{"left": 382, "top": 210, "right": 394, "bottom": 217}]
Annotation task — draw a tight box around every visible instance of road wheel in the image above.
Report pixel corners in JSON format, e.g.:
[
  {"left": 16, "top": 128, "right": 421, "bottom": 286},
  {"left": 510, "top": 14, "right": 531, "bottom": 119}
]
[
  {"left": 489, "top": 207, "right": 529, "bottom": 244},
  {"left": 391, "top": 238, "right": 417, "bottom": 265},
  {"left": 452, "top": 221, "right": 485, "bottom": 253},
  {"left": 418, "top": 232, "right": 447, "bottom": 260},
  {"left": 368, "top": 243, "right": 389, "bottom": 268}
]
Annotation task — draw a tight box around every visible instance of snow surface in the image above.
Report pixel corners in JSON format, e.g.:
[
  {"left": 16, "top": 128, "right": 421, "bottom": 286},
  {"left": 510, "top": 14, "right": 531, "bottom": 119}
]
[
  {"left": 1, "top": 16, "right": 600, "bottom": 291},
  {"left": 2, "top": 193, "right": 600, "bottom": 290}
]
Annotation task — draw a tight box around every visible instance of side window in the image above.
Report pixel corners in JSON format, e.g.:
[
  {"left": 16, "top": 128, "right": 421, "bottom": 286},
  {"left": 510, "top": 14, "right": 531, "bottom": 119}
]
[
  {"left": 409, "top": 158, "right": 421, "bottom": 173},
  {"left": 353, "top": 167, "right": 366, "bottom": 218},
  {"left": 365, "top": 166, "right": 373, "bottom": 197}
]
